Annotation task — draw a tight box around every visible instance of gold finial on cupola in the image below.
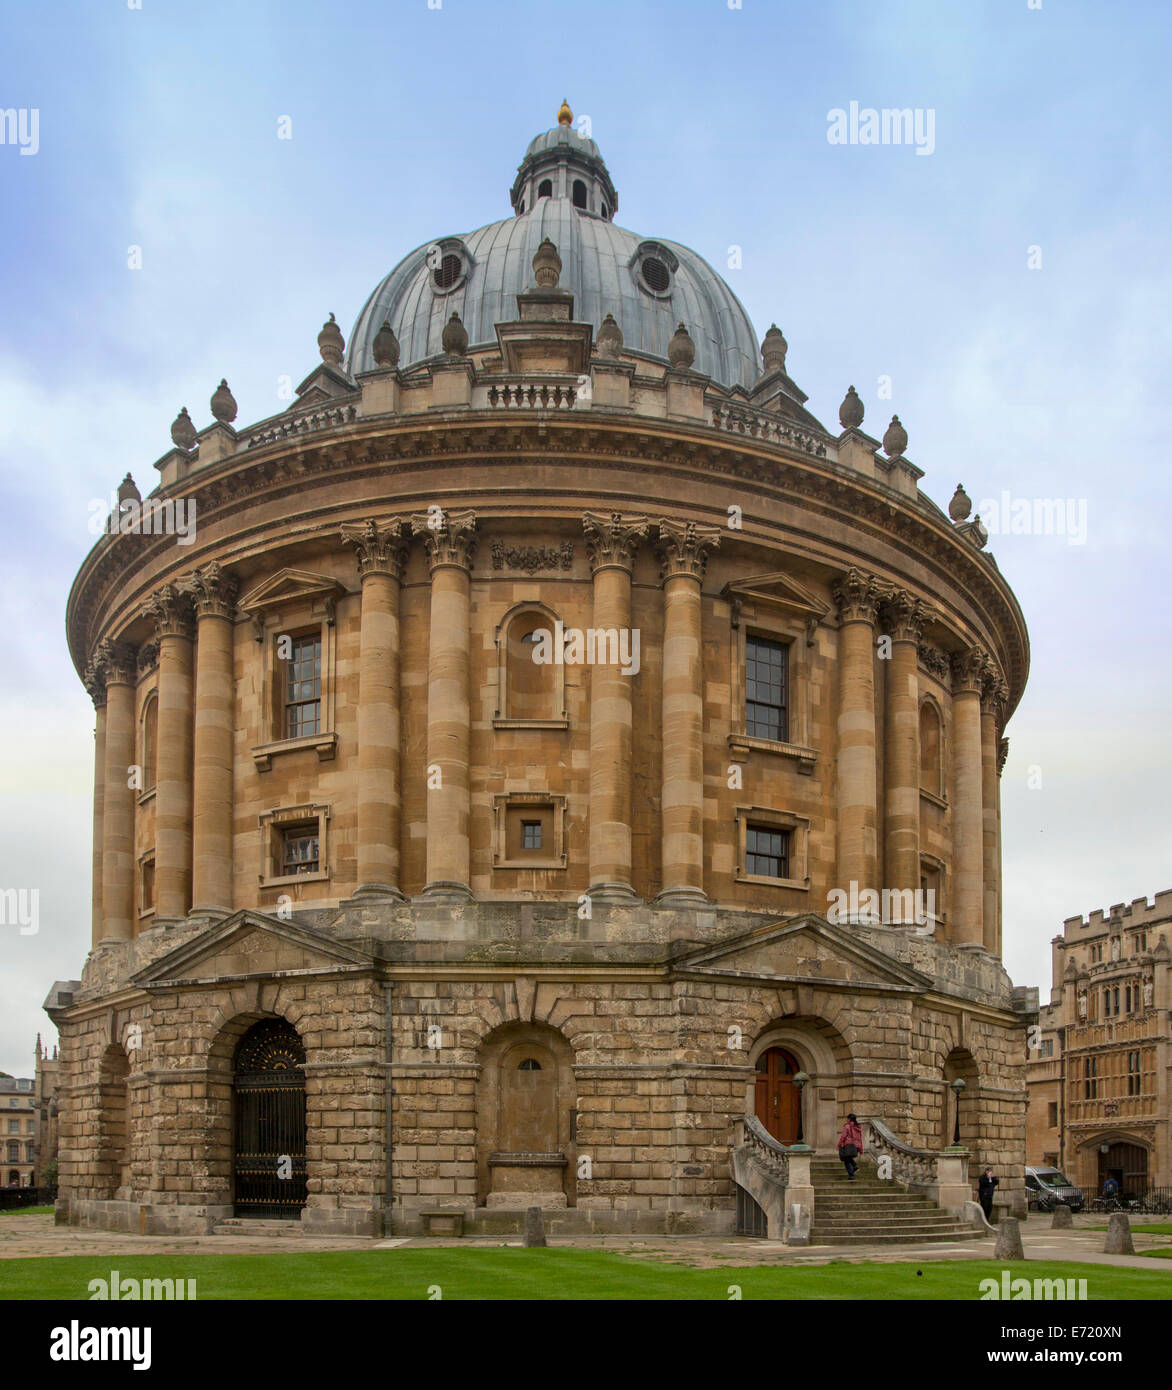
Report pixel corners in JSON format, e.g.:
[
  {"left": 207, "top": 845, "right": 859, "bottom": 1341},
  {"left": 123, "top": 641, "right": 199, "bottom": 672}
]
[{"left": 557, "top": 98, "right": 573, "bottom": 127}]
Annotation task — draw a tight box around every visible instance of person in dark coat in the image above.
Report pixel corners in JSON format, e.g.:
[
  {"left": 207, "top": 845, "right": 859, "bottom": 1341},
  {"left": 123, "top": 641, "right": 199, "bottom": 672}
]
[
  {"left": 978, "top": 1167, "right": 999, "bottom": 1222},
  {"left": 837, "top": 1113, "right": 863, "bottom": 1180}
]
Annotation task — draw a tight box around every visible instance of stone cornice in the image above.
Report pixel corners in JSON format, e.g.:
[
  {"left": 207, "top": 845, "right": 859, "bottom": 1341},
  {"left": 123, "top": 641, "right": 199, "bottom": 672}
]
[
  {"left": 410, "top": 508, "right": 477, "bottom": 572},
  {"left": 142, "top": 581, "right": 195, "bottom": 640},
  {"left": 187, "top": 561, "right": 239, "bottom": 620},
  {"left": 655, "top": 518, "right": 722, "bottom": 582},
  {"left": 341, "top": 518, "right": 410, "bottom": 580},
  {"left": 66, "top": 412, "right": 1029, "bottom": 715},
  {"left": 582, "top": 510, "right": 650, "bottom": 573},
  {"left": 832, "top": 567, "right": 887, "bottom": 625}
]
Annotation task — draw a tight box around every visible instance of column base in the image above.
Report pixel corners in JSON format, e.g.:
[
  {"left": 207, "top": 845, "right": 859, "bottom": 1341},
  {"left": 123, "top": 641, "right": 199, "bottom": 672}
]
[
  {"left": 350, "top": 882, "right": 407, "bottom": 903},
  {"left": 586, "top": 882, "right": 641, "bottom": 904},
  {"left": 419, "top": 881, "right": 474, "bottom": 903},
  {"left": 187, "top": 905, "right": 233, "bottom": 924},
  {"left": 653, "top": 886, "right": 708, "bottom": 909}
]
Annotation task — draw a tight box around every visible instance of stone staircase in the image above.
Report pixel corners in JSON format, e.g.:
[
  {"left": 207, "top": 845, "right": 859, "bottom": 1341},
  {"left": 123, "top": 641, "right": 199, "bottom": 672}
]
[
  {"left": 809, "top": 1156, "right": 982, "bottom": 1245},
  {"left": 211, "top": 1218, "right": 303, "bottom": 1237}
]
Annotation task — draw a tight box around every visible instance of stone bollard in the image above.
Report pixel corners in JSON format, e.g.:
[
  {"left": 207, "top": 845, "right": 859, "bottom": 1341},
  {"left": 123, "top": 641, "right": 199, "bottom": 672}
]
[
  {"left": 524, "top": 1206, "right": 547, "bottom": 1248},
  {"left": 1051, "top": 1205, "right": 1073, "bottom": 1229},
  {"left": 1104, "top": 1213, "right": 1134, "bottom": 1255},
  {"left": 994, "top": 1216, "right": 1025, "bottom": 1260}
]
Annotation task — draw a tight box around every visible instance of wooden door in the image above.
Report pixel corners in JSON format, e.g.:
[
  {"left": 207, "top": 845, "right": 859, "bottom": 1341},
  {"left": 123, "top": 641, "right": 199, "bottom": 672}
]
[{"left": 754, "top": 1047, "right": 801, "bottom": 1143}]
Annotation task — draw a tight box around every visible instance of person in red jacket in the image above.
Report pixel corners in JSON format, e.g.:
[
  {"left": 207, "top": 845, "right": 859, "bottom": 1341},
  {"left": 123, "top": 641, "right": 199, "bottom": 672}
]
[{"left": 837, "top": 1113, "right": 863, "bottom": 1180}]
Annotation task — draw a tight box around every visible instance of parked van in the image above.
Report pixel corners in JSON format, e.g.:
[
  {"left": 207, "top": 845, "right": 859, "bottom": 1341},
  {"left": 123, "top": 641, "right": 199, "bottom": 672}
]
[{"left": 1025, "top": 1166, "right": 1085, "bottom": 1212}]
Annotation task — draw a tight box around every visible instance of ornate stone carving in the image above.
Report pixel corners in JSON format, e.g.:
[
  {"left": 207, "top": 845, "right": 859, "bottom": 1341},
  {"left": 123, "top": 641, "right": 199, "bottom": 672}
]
[
  {"left": 832, "top": 567, "right": 886, "bottom": 625},
  {"left": 582, "top": 511, "right": 649, "bottom": 573},
  {"left": 187, "top": 560, "right": 239, "bottom": 619},
  {"left": 82, "top": 661, "right": 106, "bottom": 709},
  {"left": 655, "top": 518, "right": 721, "bottom": 581},
  {"left": 92, "top": 638, "right": 138, "bottom": 686},
  {"left": 410, "top": 508, "right": 477, "bottom": 571},
  {"left": 981, "top": 660, "right": 1009, "bottom": 718},
  {"left": 489, "top": 539, "right": 573, "bottom": 574},
  {"left": 317, "top": 312, "right": 344, "bottom": 365},
  {"left": 917, "top": 639, "right": 950, "bottom": 682},
  {"left": 342, "top": 519, "right": 410, "bottom": 579},
  {"left": 761, "top": 324, "right": 787, "bottom": 374},
  {"left": 881, "top": 588, "right": 930, "bottom": 644},
  {"left": 136, "top": 640, "right": 159, "bottom": 675},
  {"left": 838, "top": 384, "right": 864, "bottom": 430},
  {"left": 532, "top": 238, "right": 562, "bottom": 288},
  {"left": 143, "top": 582, "right": 195, "bottom": 640},
  {"left": 998, "top": 737, "right": 1009, "bottom": 775},
  {"left": 950, "top": 644, "right": 989, "bottom": 696}
]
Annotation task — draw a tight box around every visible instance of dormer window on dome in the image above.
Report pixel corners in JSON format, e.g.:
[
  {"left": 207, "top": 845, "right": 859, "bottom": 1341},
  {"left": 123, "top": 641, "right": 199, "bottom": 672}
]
[
  {"left": 426, "top": 238, "right": 470, "bottom": 296},
  {"left": 632, "top": 241, "right": 678, "bottom": 298}
]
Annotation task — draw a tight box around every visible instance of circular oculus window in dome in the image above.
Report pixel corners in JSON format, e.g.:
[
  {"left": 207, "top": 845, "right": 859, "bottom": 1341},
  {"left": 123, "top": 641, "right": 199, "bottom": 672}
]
[
  {"left": 632, "top": 242, "right": 678, "bottom": 298},
  {"left": 426, "top": 240, "right": 470, "bottom": 295},
  {"left": 641, "top": 257, "right": 671, "bottom": 293}
]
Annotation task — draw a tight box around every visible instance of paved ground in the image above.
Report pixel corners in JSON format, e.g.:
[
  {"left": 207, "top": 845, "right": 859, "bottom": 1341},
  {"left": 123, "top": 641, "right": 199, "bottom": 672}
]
[{"left": 1, "top": 1211, "right": 1169, "bottom": 1272}]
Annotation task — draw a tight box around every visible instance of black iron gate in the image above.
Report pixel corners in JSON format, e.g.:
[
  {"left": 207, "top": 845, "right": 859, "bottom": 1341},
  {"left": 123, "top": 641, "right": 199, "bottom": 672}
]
[
  {"left": 232, "top": 1019, "right": 307, "bottom": 1219},
  {"left": 735, "top": 1183, "right": 768, "bottom": 1237}
]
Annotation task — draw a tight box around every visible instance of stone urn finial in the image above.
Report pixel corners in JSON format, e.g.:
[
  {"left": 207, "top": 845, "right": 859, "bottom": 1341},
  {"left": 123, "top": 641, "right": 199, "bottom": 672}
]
[
  {"left": 442, "top": 311, "right": 468, "bottom": 356},
  {"left": 170, "top": 406, "right": 197, "bottom": 451},
  {"left": 533, "top": 237, "right": 562, "bottom": 288},
  {"left": 668, "top": 322, "right": 695, "bottom": 370},
  {"left": 597, "top": 312, "right": 623, "bottom": 358},
  {"left": 838, "top": 385, "right": 864, "bottom": 431},
  {"left": 949, "top": 484, "right": 972, "bottom": 521},
  {"left": 317, "top": 311, "right": 345, "bottom": 365},
  {"left": 761, "top": 323, "right": 788, "bottom": 374},
  {"left": 117, "top": 473, "right": 140, "bottom": 506},
  {"left": 883, "top": 414, "right": 908, "bottom": 457},
  {"left": 210, "top": 378, "right": 238, "bottom": 424},
  {"left": 373, "top": 319, "right": 400, "bottom": 369}
]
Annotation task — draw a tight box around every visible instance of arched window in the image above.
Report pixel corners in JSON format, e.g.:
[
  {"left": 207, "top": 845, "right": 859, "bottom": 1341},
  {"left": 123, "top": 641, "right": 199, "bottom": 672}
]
[
  {"left": 495, "top": 603, "right": 566, "bottom": 726},
  {"left": 601, "top": 203, "right": 609, "bottom": 220},
  {"left": 518, "top": 199, "right": 525, "bottom": 214},
  {"left": 518, "top": 1058, "right": 542, "bottom": 1071},
  {"left": 572, "top": 179, "right": 587, "bottom": 209},
  {"left": 538, "top": 179, "right": 552, "bottom": 199},
  {"left": 919, "top": 700, "right": 942, "bottom": 795},
  {"left": 141, "top": 693, "right": 158, "bottom": 793}
]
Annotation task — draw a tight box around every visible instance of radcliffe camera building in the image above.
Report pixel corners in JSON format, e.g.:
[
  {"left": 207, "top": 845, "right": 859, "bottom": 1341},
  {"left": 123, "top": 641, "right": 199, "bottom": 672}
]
[{"left": 47, "top": 105, "right": 1034, "bottom": 1239}]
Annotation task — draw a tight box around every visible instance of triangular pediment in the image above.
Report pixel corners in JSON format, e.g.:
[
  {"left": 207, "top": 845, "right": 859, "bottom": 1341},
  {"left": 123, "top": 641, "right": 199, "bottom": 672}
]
[
  {"left": 723, "top": 572, "right": 829, "bottom": 620},
  {"left": 673, "top": 914, "right": 928, "bottom": 991},
  {"left": 130, "top": 911, "right": 377, "bottom": 988},
  {"left": 293, "top": 361, "right": 359, "bottom": 402},
  {"left": 238, "top": 568, "right": 346, "bottom": 615}
]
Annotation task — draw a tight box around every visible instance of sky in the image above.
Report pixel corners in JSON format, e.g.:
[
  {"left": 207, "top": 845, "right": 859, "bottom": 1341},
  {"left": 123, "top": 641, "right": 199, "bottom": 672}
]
[{"left": 1, "top": 0, "right": 1169, "bottom": 1076}]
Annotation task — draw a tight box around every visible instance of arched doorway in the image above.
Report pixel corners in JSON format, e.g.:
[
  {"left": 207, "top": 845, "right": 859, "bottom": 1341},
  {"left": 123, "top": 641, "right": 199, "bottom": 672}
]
[
  {"left": 755, "top": 1047, "right": 802, "bottom": 1144},
  {"left": 1097, "top": 1140, "right": 1148, "bottom": 1199},
  {"left": 232, "top": 1018, "right": 307, "bottom": 1219}
]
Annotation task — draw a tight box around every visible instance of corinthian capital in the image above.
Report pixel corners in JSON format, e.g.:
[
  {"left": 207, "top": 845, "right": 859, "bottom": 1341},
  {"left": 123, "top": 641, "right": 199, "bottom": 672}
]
[
  {"left": 950, "top": 644, "right": 989, "bottom": 696},
  {"left": 655, "top": 518, "right": 722, "bottom": 582},
  {"left": 409, "top": 508, "right": 477, "bottom": 571},
  {"left": 582, "top": 511, "right": 650, "bottom": 574},
  {"left": 881, "top": 588, "right": 933, "bottom": 644},
  {"left": 832, "top": 568, "right": 886, "bottom": 625},
  {"left": 82, "top": 661, "right": 106, "bottom": 709},
  {"left": 92, "top": 638, "right": 138, "bottom": 687},
  {"left": 981, "top": 660, "right": 1009, "bottom": 719},
  {"left": 187, "top": 561, "right": 239, "bottom": 620},
  {"left": 143, "top": 582, "right": 196, "bottom": 639},
  {"left": 341, "top": 518, "right": 409, "bottom": 580}
]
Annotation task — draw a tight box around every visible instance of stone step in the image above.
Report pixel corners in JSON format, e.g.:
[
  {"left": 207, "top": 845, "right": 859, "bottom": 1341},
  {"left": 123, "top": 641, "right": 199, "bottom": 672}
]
[
  {"left": 810, "top": 1230, "right": 981, "bottom": 1245},
  {"left": 211, "top": 1219, "right": 302, "bottom": 1236},
  {"left": 811, "top": 1216, "right": 971, "bottom": 1230}
]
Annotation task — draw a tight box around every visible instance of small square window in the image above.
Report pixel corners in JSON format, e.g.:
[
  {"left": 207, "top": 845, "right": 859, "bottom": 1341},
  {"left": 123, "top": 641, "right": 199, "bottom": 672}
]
[
  {"left": 746, "top": 824, "right": 789, "bottom": 880},
  {"left": 281, "top": 827, "right": 320, "bottom": 876},
  {"left": 521, "top": 820, "right": 543, "bottom": 851}
]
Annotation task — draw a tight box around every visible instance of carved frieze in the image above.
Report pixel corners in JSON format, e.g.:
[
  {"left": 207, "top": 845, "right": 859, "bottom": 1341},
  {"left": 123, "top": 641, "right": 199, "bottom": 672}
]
[
  {"left": 917, "top": 640, "right": 950, "bottom": 682},
  {"left": 490, "top": 539, "right": 574, "bottom": 575}
]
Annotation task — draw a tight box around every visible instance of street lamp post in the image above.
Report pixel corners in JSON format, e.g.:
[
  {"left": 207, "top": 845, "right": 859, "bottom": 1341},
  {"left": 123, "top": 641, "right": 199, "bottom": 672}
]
[
  {"left": 793, "top": 1071, "right": 810, "bottom": 1147},
  {"left": 950, "top": 1076, "right": 967, "bottom": 1146}
]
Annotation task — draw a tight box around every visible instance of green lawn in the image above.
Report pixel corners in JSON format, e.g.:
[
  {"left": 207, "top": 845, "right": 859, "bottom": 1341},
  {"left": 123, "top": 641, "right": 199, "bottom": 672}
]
[
  {"left": 1087, "top": 1222, "right": 1172, "bottom": 1235},
  {"left": 2, "top": 1250, "right": 1171, "bottom": 1300},
  {"left": 0, "top": 1205, "right": 53, "bottom": 1216}
]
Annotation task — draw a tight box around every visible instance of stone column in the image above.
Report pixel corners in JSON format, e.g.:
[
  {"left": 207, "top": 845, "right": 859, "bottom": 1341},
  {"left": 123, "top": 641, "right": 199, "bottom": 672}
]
[
  {"left": 342, "top": 519, "right": 409, "bottom": 900},
  {"left": 882, "top": 590, "right": 926, "bottom": 907},
  {"left": 832, "top": 569, "right": 884, "bottom": 917},
  {"left": 981, "top": 668, "right": 1006, "bottom": 956},
  {"left": 146, "top": 584, "right": 196, "bottom": 922},
  {"left": 188, "top": 563, "right": 238, "bottom": 916},
  {"left": 411, "top": 509, "right": 477, "bottom": 901},
  {"left": 951, "top": 646, "right": 987, "bottom": 948},
  {"left": 96, "top": 640, "right": 137, "bottom": 942},
  {"left": 84, "top": 664, "right": 107, "bottom": 948},
  {"left": 997, "top": 735, "right": 1008, "bottom": 954},
  {"left": 583, "top": 511, "right": 649, "bottom": 901},
  {"left": 655, "top": 518, "right": 720, "bottom": 907}
]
